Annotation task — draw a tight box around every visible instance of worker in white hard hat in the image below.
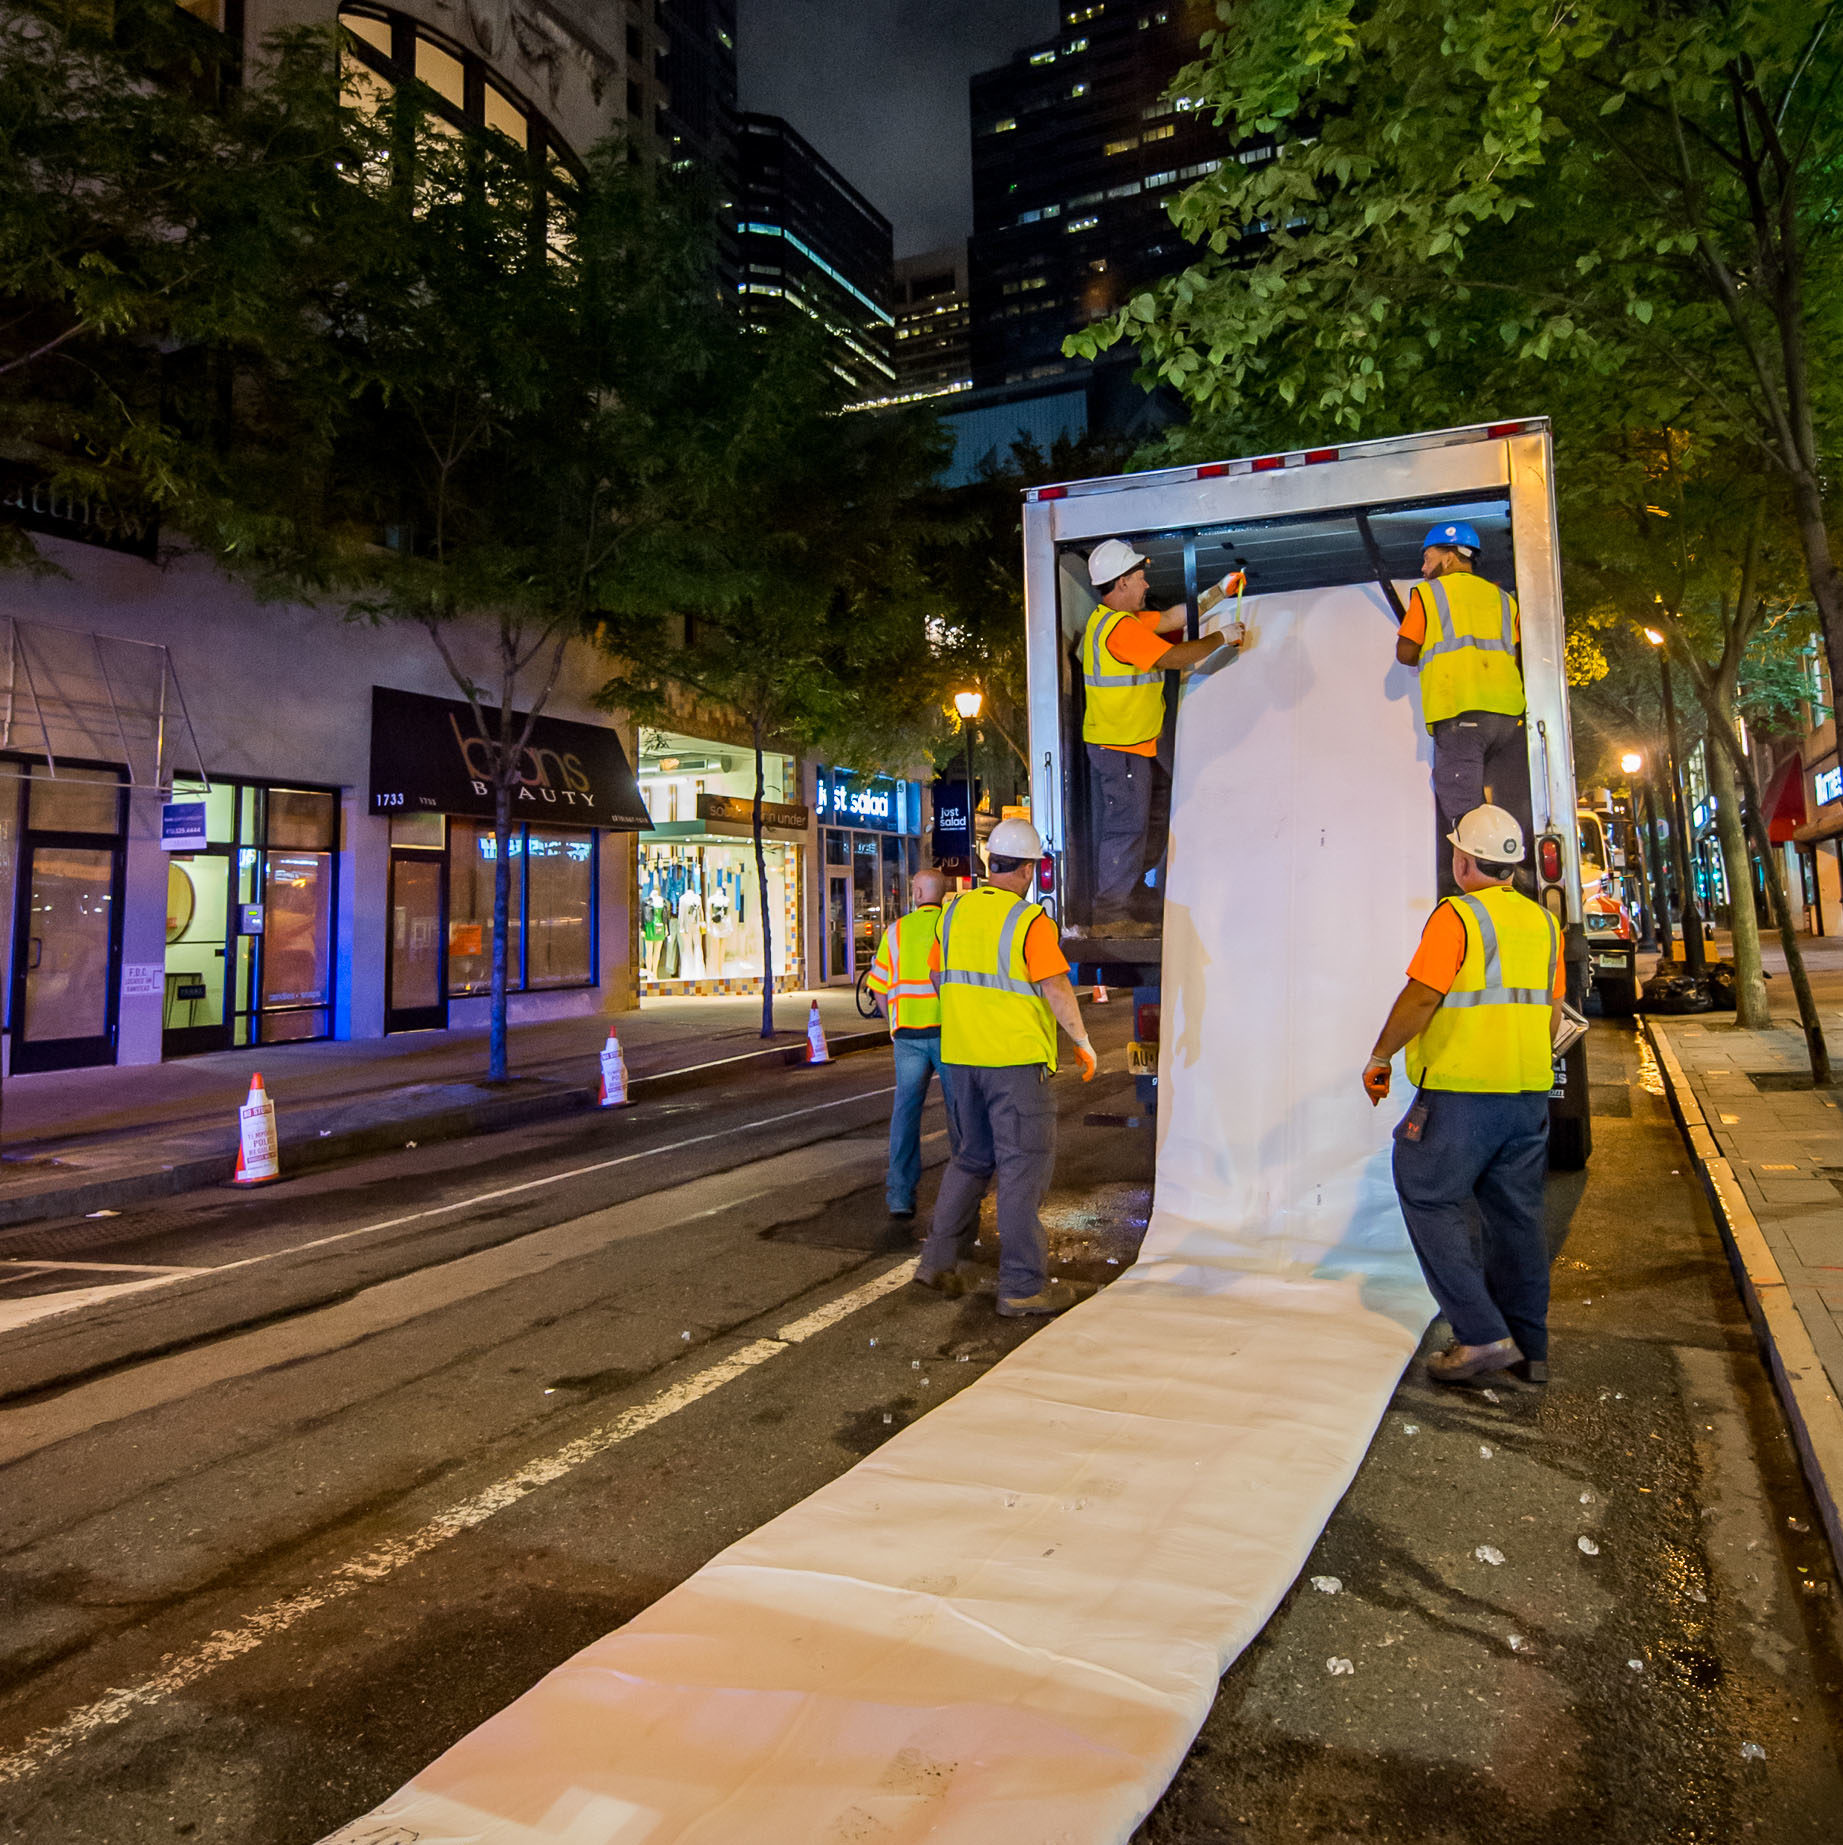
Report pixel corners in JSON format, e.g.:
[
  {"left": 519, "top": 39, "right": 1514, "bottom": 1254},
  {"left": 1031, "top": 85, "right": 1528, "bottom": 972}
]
[
  {"left": 1395, "top": 521, "right": 1530, "bottom": 888},
  {"left": 1363, "top": 805, "right": 1564, "bottom": 1386},
  {"left": 915, "top": 816, "right": 1097, "bottom": 1318},
  {"left": 863, "top": 866, "right": 958, "bottom": 1221},
  {"left": 1079, "top": 537, "right": 1245, "bottom": 931}
]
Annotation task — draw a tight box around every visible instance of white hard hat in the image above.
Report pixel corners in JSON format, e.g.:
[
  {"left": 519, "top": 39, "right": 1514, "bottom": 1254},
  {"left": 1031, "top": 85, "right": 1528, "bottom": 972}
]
[
  {"left": 984, "top": 816, "right": 1045, "bottom": 862},
  {"left": 1447, "top": 805, "right": 1525, "bottom": 865},
  {"left": 1087, "top": 538, "right": 1146, "bottom": 587}
]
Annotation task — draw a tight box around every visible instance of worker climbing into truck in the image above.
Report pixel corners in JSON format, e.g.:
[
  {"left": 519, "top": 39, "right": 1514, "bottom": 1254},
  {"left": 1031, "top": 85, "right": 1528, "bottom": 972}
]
[
  {"left": 1080, "top": 538, "right": 1244, "bottom": 933},
  {"left": 1394, "top": 521, "right": 1532, "bottom": 893}
]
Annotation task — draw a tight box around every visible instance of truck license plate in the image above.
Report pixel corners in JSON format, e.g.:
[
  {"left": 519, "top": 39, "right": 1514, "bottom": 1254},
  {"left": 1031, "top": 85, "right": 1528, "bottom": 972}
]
[{"left": 1128, "top": 1041, "right": 1158, "bottom": 1074}]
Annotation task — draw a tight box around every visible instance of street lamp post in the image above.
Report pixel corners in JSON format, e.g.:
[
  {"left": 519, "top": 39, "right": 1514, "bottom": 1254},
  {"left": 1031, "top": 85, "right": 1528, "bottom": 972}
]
[
  {"left": 1618, "top": 750, "right": 1660, "bottom": 951},
  {"left": 1646, "top": 628, "right": 1706, "bottom": 972},
  {"left": 953, "top": 689, "right": 983, "bottom": 883}
]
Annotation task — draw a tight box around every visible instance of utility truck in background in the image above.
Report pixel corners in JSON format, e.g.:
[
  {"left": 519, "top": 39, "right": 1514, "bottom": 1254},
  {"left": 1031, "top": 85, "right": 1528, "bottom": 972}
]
[{"left": 1020, "top": 418, "right": 1595, "bottom": 1169}]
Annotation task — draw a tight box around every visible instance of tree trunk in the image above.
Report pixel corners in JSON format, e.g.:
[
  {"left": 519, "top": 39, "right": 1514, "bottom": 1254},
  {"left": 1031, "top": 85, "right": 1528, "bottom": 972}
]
[
  {"left": 489, "top": 771, "right": 512, "bottom": 1083},
  {"left": 1718, "top": 730, "right": 1832, "bottom": 1085},
  {"left": 753, "top": 722, "right": 775, "bottom": 1041},
  {"left": 1622, "top": 784, "right": 1657, "bottom": 950},
  {"left": 1787, "top": 468, "right": 1843, "bottom": 731},
  {"left": 1704, "top": 733, "right": 1770, "bottom": 1027}
]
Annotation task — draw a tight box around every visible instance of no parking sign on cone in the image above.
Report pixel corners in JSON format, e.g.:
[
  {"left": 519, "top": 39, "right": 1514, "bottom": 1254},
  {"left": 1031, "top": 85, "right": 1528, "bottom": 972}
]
[
  {"left": 233, "top": 1073, "right": 280, "bottom": 1185},
  {"left": 598, "top": 1032, "right": 629, "bottom": 1107},
  {"left": 804, "top": 1000, "right": 831, "bottom": 1066}
]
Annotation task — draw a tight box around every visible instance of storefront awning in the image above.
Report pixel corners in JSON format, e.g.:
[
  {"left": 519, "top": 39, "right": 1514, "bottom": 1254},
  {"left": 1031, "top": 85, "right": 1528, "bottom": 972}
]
[
  {"left": 1764, "top": 751, "right": 1809, "bottom": 843},
  {"left": 369, "top": 686, "right": 651, "bottom": 827}
]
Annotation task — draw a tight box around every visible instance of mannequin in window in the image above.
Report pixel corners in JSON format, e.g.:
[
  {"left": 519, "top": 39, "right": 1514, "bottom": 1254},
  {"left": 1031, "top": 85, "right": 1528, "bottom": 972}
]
[
  {"left": 705, "top": 876, "right": 733, "bottom": 979},
  {"left": 676, "top": 881, "right": 706, "bottom": 980}
]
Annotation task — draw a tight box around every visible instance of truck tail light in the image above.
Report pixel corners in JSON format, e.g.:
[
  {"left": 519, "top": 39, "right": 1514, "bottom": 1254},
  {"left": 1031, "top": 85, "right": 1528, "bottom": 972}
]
[
  {"left": 1537, "top": 833, "right": 1564, "bottom": 884},
  {"left": 1033, "top": 485, "right": 1067, "bottom": 501},
  {"left": 1134, "top": 1001, "right": 1160, "bottom": 1045},
  {"left": 1037, "top": 854, "right": 1055, "bottom": 893}
]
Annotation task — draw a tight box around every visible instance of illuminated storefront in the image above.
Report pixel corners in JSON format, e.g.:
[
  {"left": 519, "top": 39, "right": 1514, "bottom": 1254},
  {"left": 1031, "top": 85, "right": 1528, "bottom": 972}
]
[
  {"left": 637, "top": 731, "right": 809, "bottom": 996},
  {"left": 815, "top": 766, "right": 923, "bottom": 985}
]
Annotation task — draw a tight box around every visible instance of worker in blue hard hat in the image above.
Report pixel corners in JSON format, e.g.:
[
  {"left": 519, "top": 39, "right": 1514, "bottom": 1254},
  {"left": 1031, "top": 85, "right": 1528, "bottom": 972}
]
[{"left": 1394, "top": 521, "right": 1530, "bottom": 888}]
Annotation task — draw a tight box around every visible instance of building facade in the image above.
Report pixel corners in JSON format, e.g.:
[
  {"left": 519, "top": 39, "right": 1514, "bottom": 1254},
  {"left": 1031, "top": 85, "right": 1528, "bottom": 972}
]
[
  {"left": 881, "top": 246, "right": 973, "bottom": 408},
  {"left": 968, "top": 2, "right": 1232, "bottom": 391},
  {"left": 735, "top": 113, "right": 897, "bottom": 403},
  {"left": 658, "top": 0, "right": 740, "bottom": 286}
]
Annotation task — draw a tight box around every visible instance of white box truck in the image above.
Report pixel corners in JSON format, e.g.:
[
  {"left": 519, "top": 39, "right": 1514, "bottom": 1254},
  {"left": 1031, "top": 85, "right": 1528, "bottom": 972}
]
[{"left": 1021, "top": 417, "right": 1593, "bottom": 1168}]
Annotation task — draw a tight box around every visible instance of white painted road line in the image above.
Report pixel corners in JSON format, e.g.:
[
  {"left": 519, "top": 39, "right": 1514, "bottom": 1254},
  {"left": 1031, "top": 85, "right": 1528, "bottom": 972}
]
[
  {"left": 0, "top": 1255, "right": 918, "bottom": 1787},
  {"left": 0, "top": 1082, "right": 898, "bottom": 1345}
]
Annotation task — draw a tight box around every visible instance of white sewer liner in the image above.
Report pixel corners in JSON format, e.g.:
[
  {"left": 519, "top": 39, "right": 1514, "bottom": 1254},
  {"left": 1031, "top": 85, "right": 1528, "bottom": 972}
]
[{"left": 321, "top": 587, "right": 1438, "bottom": 1845}]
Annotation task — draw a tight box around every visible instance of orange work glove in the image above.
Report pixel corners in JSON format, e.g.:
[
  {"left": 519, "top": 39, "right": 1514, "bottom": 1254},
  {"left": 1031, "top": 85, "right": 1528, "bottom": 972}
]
[
  {"left": 1074, "top": 1039, "right": 1098, "bottom": 1083},
  {"left": 1363, "top": 1057, "right": 1392, "bottom": 1106}
]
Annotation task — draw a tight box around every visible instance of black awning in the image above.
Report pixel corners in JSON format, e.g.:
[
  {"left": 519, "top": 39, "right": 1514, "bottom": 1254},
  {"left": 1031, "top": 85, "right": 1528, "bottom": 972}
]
[{"left": 368, "top": 685, "right": 651, "bottom": 828}]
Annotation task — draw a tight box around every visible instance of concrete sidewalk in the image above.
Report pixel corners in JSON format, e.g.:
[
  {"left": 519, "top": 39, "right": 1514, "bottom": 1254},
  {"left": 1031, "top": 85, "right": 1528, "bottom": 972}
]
[
  {"left": 1647, "top": 933, "right": 1843, "bottom": 1579},
  {"left": 0, "top": 991, "right": 882, "bottom": 1235}
]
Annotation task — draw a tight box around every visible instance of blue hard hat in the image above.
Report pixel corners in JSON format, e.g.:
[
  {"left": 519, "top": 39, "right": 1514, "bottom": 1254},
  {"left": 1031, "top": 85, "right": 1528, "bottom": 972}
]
[{"left": 1422, "top": 521, "right": 1482, "bottom": 552}]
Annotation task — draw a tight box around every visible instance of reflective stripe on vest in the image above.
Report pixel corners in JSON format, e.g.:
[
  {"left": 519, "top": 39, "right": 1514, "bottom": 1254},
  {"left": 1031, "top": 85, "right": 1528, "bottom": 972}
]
[
  {"left": 1408, "top": 887, "right": 1560, "bottom": 1094},
  {"left": 1417, "top": 575, "right": 1526, "bottom": 730},
  {"left": 1081, "top": 605, "right": 1168, "bottom": 749},
  {"left": 884, "top": 906, "right": 942, "bottom": 1031},
  {"left": 937, "top": 887, "right": 1057, "bottom": 1071}
]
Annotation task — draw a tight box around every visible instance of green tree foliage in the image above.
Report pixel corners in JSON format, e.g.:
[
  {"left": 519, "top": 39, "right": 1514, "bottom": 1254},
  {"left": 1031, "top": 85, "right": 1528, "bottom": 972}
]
[
  {"left": 1072, "top": 0, "right": 1843, "bottom": 700},
  {"left": 598, "top": 323, "right": 949, "bottom": 1038},
  {"left": 0, "top": 2, "right": 357, "bottom": 567}
]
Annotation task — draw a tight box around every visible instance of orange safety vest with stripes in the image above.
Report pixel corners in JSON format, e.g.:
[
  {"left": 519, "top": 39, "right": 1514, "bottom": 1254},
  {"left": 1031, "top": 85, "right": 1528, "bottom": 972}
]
[{"left": 865, "top": 905, "right": 943, "bottom": 1032}]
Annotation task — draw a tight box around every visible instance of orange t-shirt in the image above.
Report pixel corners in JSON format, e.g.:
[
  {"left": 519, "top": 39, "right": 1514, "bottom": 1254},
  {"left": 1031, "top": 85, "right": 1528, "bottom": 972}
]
[
  {"left": 929, "top": 908, "right": 1070, "bottom": 984},
  {"left": 1398, "top": 578, "right": 1521, "bottom": 650},
  {"left": 1100, "top": 608, "right": 1173, "bottom": 758},
  {"left": 1407, "top": 901, "right": 1565, "bottom": 998}
]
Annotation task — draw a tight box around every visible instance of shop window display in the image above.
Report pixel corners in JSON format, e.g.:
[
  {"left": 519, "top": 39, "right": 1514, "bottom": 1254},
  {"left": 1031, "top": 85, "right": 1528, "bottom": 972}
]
[{"left": 445, "top": 820, "right": 595, "bottom": 996}]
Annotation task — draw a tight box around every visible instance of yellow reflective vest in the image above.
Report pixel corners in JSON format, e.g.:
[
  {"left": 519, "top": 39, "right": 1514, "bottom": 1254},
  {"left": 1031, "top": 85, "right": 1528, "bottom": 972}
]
[
  {"left": 1408, "top": 886, "right": 1561, "bottom": 1094},
  {"left": 1080, "top": 605, "right": 1168, "bottom": 749},
  {"left": 1415, "top": 573, "right": 1525, "bottom": 730},
  {"left": 865, "top": 905, "right": 942, "bottom": 1032},
  {"left": 935, "top": 887, "right": 1058, "bottom": 1072}
]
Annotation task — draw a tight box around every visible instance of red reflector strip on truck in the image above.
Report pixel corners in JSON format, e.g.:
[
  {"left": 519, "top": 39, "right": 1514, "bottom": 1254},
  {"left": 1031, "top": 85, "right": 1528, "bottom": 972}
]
[
  {"left": 1251, "top": 456, "right": 1284, "bottom": 472},
  {"left": 1195, "top": 463, "right": 1229, "bottom": 479},
  {"left": 1304, "top": 447, "right": 1339, "bottom": 464},
  {"left": 1487, "top": 421, "right": 1529, "bottom": 438},
  {"left": 1032, "top": 486, "right": 1068, "bottom": 501}
]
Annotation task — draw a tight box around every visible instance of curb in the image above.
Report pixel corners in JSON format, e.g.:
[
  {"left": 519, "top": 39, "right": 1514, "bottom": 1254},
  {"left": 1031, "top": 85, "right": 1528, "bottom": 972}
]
[
  {"left": 0, "top": 1029, "right": 889, "bottom": 1249},
  {"left": 1646, "top": 1019, "right": 1843, "bottom": 1582}
]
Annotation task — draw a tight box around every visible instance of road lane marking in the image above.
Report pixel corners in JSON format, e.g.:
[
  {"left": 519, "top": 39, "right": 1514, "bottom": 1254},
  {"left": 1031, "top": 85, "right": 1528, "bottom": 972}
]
[
  {"left": 1, "top": 1083, "right": 898, "bottom": 1345},
  {"left": 0, "top": 1256, "right": 918, "bottom": 1787}
]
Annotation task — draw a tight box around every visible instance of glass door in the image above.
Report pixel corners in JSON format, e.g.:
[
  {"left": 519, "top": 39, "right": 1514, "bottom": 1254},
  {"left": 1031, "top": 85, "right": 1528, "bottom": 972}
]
[
  {"left": 824, "top": 869, "right": 852, "bottom": 984},
  {"left": 163, "top": 851, "right": 232, "bottom": 1057},
  {"left": 13, "top": 839, "right": 120, "bottom": 1072},
  {"left": 387, "top": 849, "right": 447, "bottom": 1031}
]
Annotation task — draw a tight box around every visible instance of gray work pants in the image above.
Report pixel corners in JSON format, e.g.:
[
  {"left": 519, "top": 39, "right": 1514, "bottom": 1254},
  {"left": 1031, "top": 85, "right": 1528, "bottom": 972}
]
[
  {"left": 1430, "top": 711, "right": 1530, "bottom": 835},
  {"left": 919, "top": 1062, "right": 1057, "bottom": 1302},
  {"left": 1086, "top": 742, "right": 1156, "bottom": 920}
]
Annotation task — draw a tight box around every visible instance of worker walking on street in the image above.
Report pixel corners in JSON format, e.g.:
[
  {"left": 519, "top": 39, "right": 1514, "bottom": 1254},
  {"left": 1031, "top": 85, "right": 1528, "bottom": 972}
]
[
  {"left": 915, "top": 818, "right": 1098, "bottom": 1317},
  {"left": 1080, "top": 538, "right": 1243, "bottom": 929},
  {"left": 1363, "top": 806, "right": 1563, "bottom": 1385},
  {"left": 864, "top": 868, "right": 957, "bottom": 1221},
  {"left": 1394, "top": 522, "right": 1531, "bottom": 874}
]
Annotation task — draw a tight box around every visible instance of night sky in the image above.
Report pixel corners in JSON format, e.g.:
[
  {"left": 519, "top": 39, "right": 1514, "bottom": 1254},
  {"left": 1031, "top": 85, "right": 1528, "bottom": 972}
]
[{"left": 736, "top": 0, "right": 1058, "bottom": 258}]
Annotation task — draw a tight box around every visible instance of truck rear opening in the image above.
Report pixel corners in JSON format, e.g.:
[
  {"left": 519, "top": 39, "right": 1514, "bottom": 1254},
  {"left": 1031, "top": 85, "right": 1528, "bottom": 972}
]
[{"left": 1022, "top": 419, "right": 1593, "bottom": 1169}]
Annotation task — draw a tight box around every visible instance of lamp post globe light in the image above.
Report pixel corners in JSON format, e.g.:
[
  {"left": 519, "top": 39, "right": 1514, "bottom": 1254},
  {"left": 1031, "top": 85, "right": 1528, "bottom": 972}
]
[
  {"left": 1621, "top": 751, "right": 1643, "bottom": 775},
  {"left": 954, "top": 689, "right": 982, "bottom": 880}
]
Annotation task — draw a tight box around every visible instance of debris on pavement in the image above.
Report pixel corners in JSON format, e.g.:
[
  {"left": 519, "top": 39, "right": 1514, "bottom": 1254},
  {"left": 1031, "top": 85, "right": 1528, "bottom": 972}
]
[
  {"left": 1742, "top": 1742, "right": 1767, "bottom": 1762},
  {"left": 1474, "top": 1545, "right": 1505, "bottom": 1566},
  {"left": 1578, "top": 1536, "right": 1601, "bottom": 1556},
  {"left": 1326, "top": 1657, "right": 1354, "bottom": 1676},
  {"left": 1310, "top": 1575, "right": 1342, "bottom": 1595}
]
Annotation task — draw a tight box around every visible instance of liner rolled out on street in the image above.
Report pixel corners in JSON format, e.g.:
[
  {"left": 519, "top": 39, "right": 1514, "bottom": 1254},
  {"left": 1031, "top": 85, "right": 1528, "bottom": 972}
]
[{"left": 318, "top": 426, "right": 1577, "bottom": 1845}]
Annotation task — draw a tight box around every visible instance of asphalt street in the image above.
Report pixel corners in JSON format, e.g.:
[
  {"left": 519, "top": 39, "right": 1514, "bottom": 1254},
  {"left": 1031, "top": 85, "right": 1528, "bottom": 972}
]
[{"left": 0, "top": 1014, "right": 1838, "bottom": 1843}]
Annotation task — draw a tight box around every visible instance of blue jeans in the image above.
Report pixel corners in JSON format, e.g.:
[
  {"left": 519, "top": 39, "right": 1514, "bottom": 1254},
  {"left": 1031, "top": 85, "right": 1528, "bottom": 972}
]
[
  {"left": 1392, "top": 1088, "right": 1552, "bottom": 1358},
  {"left": 887, "top": 1033, "right": 956, "bottom": 1213}
]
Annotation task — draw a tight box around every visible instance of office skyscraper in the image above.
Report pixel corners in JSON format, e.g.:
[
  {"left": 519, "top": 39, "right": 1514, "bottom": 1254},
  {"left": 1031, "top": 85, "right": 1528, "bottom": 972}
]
[
  {"left": 735, "top": 113, "right": 896, "bottom": 403},
  {"left": 880, "top": 246, "right": 972, "bottom": 407},
  {"left": 968, "top": 4, "right": 1234, "bottom": 390}
]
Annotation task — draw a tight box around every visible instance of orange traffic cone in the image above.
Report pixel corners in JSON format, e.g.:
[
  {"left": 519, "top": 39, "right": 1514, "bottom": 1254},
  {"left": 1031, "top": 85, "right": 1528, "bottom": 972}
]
[
  {"left": 1092, "top": 982, "right": 1110, "bottom": 1004},
  {"left": 805, "top": 1000, "right": 831, "bottom": 1066},
  {"left": 597, "top": 1032, "right": 629, "bottom": 1107},
  {"left": 233, "top": 1073, "right": 280, "bottom": 1185}
]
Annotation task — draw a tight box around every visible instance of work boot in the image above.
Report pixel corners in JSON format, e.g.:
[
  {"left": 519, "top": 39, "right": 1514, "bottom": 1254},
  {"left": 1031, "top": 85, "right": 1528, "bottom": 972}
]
[
  {"left": 912, "top": 1265, "right": 965, "bottom": 1299},
  {"left": 888, "top": 1204, "right": 916, "bottom": 1222},
  {"left": 997, "top": 1277, "right": 1078, "bottom": 1318},
  {"left": 1508, "top": 1356, "right": 1549, "bottom": 1386},
  {"left": 1426, "top": 1336, "right": 1523, "bottom": 1383}
]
